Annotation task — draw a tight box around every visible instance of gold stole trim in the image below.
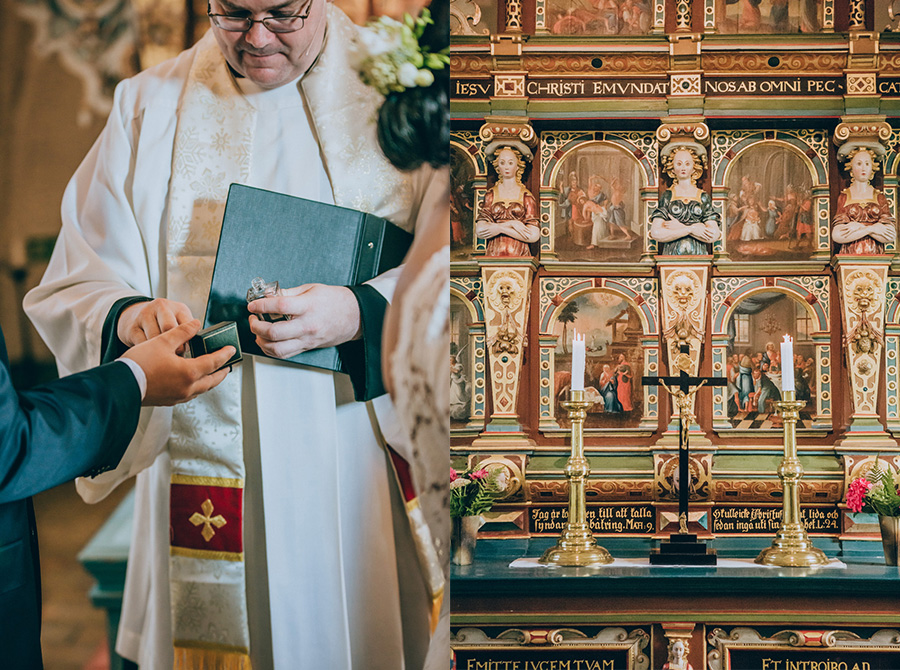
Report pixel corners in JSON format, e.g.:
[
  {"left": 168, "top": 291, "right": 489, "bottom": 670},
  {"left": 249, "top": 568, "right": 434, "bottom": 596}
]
[
  {"left": 174, "top": 643, "right": 252, "bottom": 670},
  {"left": 170, "top": 547, "right": 245, "bottom": 562},
  {"left": 171, "top": 474, "right": 243, "bottom": 488}
]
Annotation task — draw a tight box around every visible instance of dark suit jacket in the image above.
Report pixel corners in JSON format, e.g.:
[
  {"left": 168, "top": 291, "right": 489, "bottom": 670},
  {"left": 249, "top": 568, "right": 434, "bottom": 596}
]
[{"left": 0, "top": 324, "right": 140, "bottom": 669}]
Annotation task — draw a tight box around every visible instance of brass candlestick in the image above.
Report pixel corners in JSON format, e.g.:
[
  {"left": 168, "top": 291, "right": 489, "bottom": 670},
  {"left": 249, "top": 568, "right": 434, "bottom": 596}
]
[
  {"left": 539, "top": 389, "right": 613, "bottom": 566},
  {"left": 755, "top": 390, "right": 828, "bottom": 567}
]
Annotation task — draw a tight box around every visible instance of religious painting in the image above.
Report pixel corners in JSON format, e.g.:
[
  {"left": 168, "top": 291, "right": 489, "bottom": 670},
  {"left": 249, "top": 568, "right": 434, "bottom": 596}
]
[
  {"left": 553, "top": 144, "right": 643, "bottom": 263},
  {"left": 545, "top": 0, "right": 653, "bottom": 35},
  {"left": 451, "top": 145, "right": 477, "bottom": 261},
  {"left": 724, "top": 143, "right": 815, "bottom": 262},
  {"left": 553, "top": 290, "right": 643, "bottom": 429},
  {"left": 724, "top": 291, "right": 816, "bottom": 429},
  {"left": 715, "top": 0, "right": 822, "bottom": 33},
  {"left": 450, "top": 294, "right": 475, "bottom": 427}
]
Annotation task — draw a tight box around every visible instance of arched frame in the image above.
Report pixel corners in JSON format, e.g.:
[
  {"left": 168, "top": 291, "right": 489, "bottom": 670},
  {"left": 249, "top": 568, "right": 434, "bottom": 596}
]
[
  {"left": 539, "top": 131, "right": 659, "bottom": 265},
  {"left": 450, "top": 278, "right": 487, "bottom": 433},
  {"left": 450, "top": 132, "right": 489, "bottom": 259},
  {"left": 710, "top": 130, "right": 830, "bottom": 262},
  {"left": 710, "top": 276, "right": 832, "bottom": 433},
  {"left": 537, "top": 276, "right": 660, "bottom": 435}
]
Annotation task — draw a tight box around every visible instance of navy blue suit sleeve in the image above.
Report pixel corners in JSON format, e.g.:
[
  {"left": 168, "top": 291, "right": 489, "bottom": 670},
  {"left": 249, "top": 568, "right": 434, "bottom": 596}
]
[{"left": 0, "top": 328, "right": 141, "bottom": 504}]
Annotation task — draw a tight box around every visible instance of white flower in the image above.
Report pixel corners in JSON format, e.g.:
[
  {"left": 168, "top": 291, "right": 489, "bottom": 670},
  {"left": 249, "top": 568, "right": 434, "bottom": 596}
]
[
  {"left": 413, "top": 68, "right": 434, "bottom": 87},
  {"left": 358, "top": 23, "right": 402, "bottom": 58},
  {"left": 397, "top": 62, "right": 419, "bottom": 89},
  {"left": 451, "top": 477, "right": 471, "bottom": 490}
]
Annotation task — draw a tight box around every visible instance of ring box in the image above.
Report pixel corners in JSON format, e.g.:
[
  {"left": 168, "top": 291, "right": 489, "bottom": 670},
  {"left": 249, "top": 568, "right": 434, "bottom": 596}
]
[{"left": 188, "top": 321, "right": 242, "bottom": 371}]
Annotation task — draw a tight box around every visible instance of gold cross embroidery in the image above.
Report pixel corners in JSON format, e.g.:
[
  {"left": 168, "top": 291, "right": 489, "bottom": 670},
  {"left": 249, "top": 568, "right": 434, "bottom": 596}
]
[{"left": 189, "top": 499, "right": 227, "bottom": 542}]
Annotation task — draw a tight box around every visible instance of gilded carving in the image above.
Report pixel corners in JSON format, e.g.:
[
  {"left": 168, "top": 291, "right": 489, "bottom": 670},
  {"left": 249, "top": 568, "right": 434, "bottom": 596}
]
[
  {"left": 839, "top": 266, "right": 888, "bottom": 417},
  {"left": 505, "top": 0, "right": 523, "bottom": 31},
  {"left": 469, "top": 454, "right": 527, "bottom": 499},
  {"left": 521, "top": 55, "right": 668, "bottom": 75},
  {"left": 450, "top": 0, "right": 490, "bottom": 35},
  {"left": 714, "top": 480, "right": 843, "bottom": 503},
  {"left": 654, "top": 454, "right": 712, "bottom": 501},
  {"left": 834, "top": 120, "right": 893, "bottom": 144},
  {"left": 701, "top": 53, "right": 845, "bottom": 74},
  {"left": 487, "top": 270, "right": 526, "bottom": 355},
  {"left": 452, "top": 627, "right": 651, "bottom": 670},
  {"left": 844, "top": 454, "right": 900, "bottom": 490},
  {"left": 449, "top": 55, "right": 492, "bottom": 76},
  {"left": 662, "top": 270, "right": 704, "bottom": 351},
  {"left": 527, "top": 479, "right": 654, "bottom": 502},
  {"left": 658, "top": 266, "right": 708, "bottom": 421},
  {"left": 846, "top": 274, "right": 884, "bottom": 355},
  {"left": 483, "top": 266, "right": 532, "bottom": 420},
  {"left": 846, "top": 72, "right": 877, "bottom": 96}
]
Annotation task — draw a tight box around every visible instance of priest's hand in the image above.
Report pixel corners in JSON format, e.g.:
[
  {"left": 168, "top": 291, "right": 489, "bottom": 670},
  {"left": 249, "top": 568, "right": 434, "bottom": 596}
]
[
  {"left": 247, "top": 284, "right": 362, "bottom": 359},
  {"left": 123, "top": 320, "right": 234, "bottom": 406},
  {"left": 118, "top": 298, "right": 194, "bottom": 349}
]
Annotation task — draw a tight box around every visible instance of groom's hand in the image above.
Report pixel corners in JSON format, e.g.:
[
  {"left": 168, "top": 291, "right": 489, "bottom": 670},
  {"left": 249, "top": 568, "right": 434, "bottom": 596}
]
[{"left": 123, "top": 320, "right": 233, "bottom": 406}]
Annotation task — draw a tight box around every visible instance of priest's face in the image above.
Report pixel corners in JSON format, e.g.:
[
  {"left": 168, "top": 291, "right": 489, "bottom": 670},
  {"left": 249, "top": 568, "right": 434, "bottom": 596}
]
[{"left": 209, "top": 0, "right": 326, "bottom": 89}]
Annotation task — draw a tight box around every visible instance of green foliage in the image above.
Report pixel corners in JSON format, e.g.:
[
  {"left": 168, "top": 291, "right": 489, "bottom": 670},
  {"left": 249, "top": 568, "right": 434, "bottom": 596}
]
[
  {"left": 450, "top": 467, "right": 502, "bottom": 518},
  {"left": 865, "top": 463, "right": 900, "bottom": 517}
]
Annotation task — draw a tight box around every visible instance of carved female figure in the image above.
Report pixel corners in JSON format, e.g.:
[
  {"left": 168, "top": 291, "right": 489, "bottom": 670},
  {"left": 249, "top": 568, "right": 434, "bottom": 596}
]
[
  {"left": 475, "top": 146, "right": 540, "bottom": 257},
  {"left": 832, "top": 147, "right": 896, "bottom": 256},
  {"left": 649, "top": 146, "right": 721, "bottom": 255}
]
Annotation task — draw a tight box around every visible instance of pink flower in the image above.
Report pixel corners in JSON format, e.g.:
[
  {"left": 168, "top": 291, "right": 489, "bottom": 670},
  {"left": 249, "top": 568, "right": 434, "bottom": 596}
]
[
  {"left": 450, "top": 468, "right": 458, "bottom": 482},
  {"left": 470, "top": 468, "right": 489, "bottom": 480},
  {"left": 847, "top": 476, "right": 873, "bottom": 513}
]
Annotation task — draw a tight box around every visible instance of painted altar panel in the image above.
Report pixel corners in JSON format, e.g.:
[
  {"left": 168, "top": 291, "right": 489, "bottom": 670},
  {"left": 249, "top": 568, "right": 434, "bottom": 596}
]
[
  {"left": 711, "top": 276, "right": 831, "bottom": 433},
  {"left": 711, "top": 130, "right": 830, "bottom": 263},
  {"left": 715, "top": 0, "right": 823, "bottom": 34},
  {"left": 538, "top": 276, "right": 659, "bottom": 434},
  {"left": 540, "top": 131, "right": 657, "bottom": 265},
  {"left": 541, "top": 0, "right": 655, "bottom": 35}
]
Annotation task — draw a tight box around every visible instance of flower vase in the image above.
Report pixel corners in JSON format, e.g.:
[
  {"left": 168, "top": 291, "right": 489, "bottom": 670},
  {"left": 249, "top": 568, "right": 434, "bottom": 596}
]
[
  {"left": 878, "top": 515, "right": 900, "bottom": 566},
  {"left": 451, "top": 515, "right": 484, "bottom": 566}
]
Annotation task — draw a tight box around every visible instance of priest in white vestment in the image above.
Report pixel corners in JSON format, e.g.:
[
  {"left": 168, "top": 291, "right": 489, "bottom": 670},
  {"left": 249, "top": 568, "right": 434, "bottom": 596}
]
[{"left": 24, "top": 0, "right": 444, "bottom": 667}]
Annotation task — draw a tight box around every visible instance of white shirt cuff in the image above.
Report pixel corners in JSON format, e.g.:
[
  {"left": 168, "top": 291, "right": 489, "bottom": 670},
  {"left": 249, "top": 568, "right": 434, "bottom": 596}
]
[{"left": 116, "top": 357, "right": 147, "bottom": 401}]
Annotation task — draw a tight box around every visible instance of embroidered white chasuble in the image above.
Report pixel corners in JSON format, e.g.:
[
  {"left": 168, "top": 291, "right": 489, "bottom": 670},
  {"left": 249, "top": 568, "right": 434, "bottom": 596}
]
[{"left": 25, "top": 7, "right": 436, "bottom": 669}]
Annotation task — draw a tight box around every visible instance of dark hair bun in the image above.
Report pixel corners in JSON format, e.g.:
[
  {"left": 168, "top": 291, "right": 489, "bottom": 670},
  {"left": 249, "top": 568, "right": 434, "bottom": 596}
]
[{"left": 376, "top": 0, "right": 450, "bottom": 171}]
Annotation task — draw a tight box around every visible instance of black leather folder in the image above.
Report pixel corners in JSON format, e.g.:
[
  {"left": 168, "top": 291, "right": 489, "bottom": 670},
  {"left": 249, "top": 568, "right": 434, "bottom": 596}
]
[{"left": 204, "top": 183, "right": 413, "bottom": 372}]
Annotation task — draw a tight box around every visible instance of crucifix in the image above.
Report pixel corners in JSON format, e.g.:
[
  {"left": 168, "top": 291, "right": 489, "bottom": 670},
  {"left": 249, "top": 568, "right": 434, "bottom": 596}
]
[{"left": 642, "top": 343, "right": 726, "bottom": 565}]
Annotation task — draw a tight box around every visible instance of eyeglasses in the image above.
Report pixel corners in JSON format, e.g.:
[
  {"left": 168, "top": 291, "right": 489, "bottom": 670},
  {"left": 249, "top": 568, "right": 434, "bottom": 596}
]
[{"left": 208, "top": 2, "right": 311, "bottom": 32}]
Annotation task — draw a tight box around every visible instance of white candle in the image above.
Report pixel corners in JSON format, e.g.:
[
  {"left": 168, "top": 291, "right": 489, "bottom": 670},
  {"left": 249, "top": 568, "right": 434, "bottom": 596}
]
[
  {"left": 780, "top": 334, "right": 794, "bottom": 392},
  {"left": 571, "top": 329, "right": 585, "bottom": 392}
]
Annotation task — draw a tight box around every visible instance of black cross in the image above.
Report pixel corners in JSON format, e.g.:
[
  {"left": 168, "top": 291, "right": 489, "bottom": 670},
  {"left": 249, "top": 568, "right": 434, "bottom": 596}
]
[{"left": 642, "top": 344, "right": 726, "bottom": 534}]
